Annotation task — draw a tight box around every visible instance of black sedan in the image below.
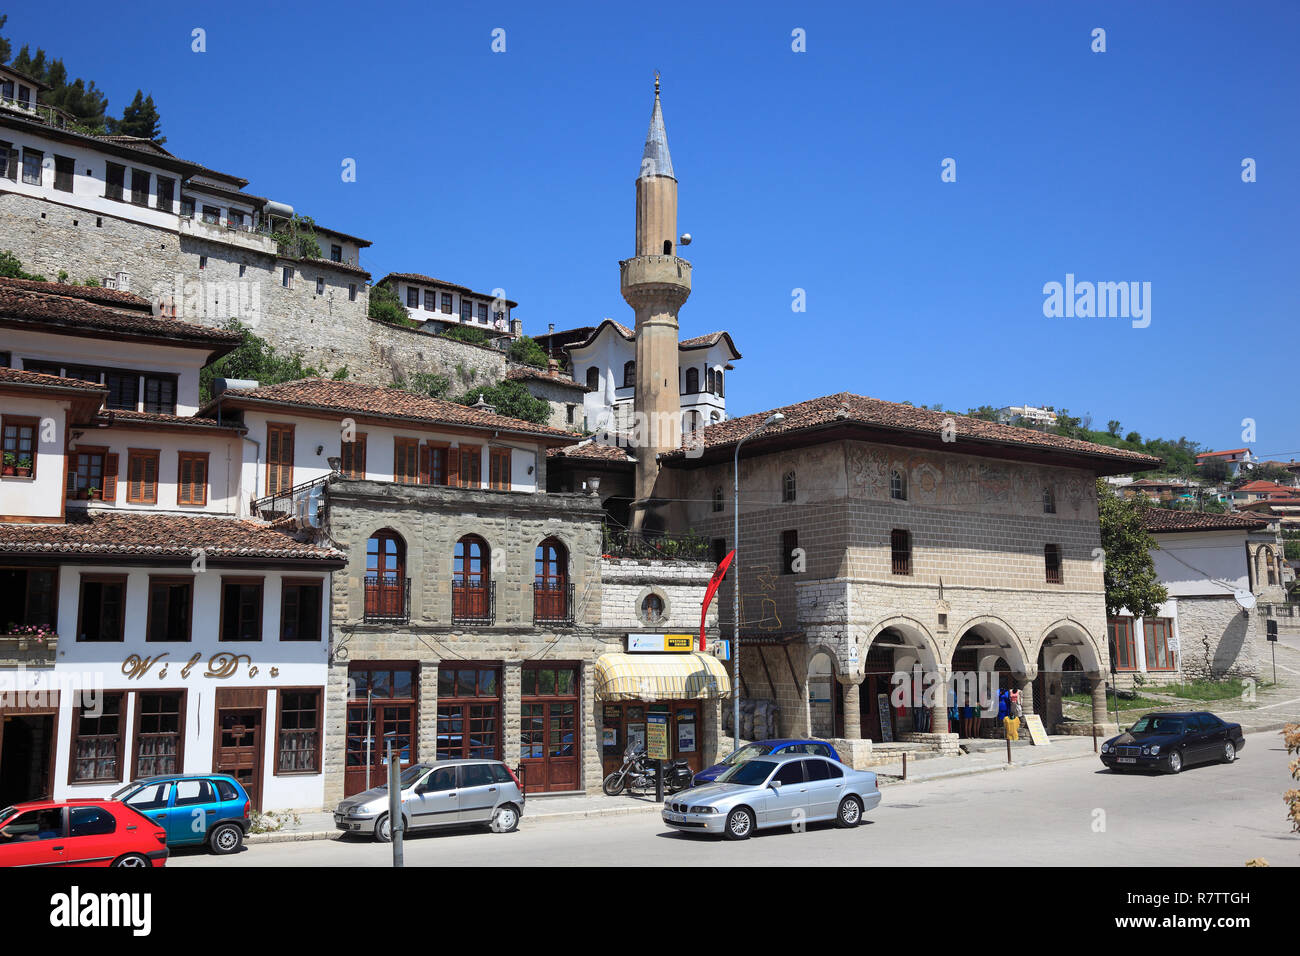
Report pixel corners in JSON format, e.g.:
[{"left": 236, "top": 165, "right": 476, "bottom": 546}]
[{"left": 1100, "top": 711, "right": 1245, "bottom": 774}]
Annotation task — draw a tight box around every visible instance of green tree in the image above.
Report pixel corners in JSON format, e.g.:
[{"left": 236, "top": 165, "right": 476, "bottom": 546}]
[
  {"left": 507, "top": 335, "right": 549, "bottom": 369},
  {"left": 5, "top": 39, "right": 109, "bottom": 131},
  {"left": 964, "top": 406, "right": 1000, "bottom": 422},
  {"left": 199, "top": 322, "right": 324, "bottom": 403},
  {"left": 271, "top": 215, "right": 322, "bottom": 260},
  {"left": 107, "top": 90, "right": 165, "bottom": 144},
  {"left": 1199, "top": 458, "right": 1229, "bottom": 484},
  {"left": 1107, "top": 420, "right": 1121, "bottom": 437},
  {"left": 404, "top": 372, "right": 451, "bottom": 399},
  {"left": 0, "top": 250, "right": 45, "bottom": 280},
  {"left": 455, "top": 379, "right": 549, "bottom": 425},
  {"left": 1124, "top": 431, "right": 1142, "bottom": 444},
  {"left": 1096, "top": 480, "right": 1169, "bottom": 619},
  {"left": 368, "top": 281, "right": 415, "bottom": 327},
  {"left": 440, "top": 325, "right": 494, "bottom": 346}
]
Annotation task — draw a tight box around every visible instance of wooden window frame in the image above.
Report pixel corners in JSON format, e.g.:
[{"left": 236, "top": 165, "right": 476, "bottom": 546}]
[
  {"left": 274, "top": 686, "right": 324, "bottom": 775},
  {"left": 131, "top": 689, "right": 187, "bottom": 779},
  {"left": 1143, "top": 618, "right": 1175, "bottom": 672},
  {"left": 458, "top": 444, "right": 482, "bottom": 488},
  {"left": 622, "top": 361, "right": 636, "bottom": 388},
  {"left": 585, "top": 367, "right": 599, "bottom": 391},
  {"left": 341, "top": 434, "right": 367, "bottom": 479},
  {"left": 394, "top": 437, "right": 420, "bottom": 484},
  {"left": 105, "top": 370, "right": 141, "bottom": 411},
  {"left": 53, "top": 154, "right": 74, "bottom": 192},
  {"left": 280, "top": 578, "right": 324, "bottom": 642},
  {"left": 0, "top": 566, "right": 58, "bottom": 630},
  {"left": 104, "top": 161, "right": 125, "bottom": 201},
  {"left": 67, "top": 445, "right": 116, "bottom": 502},
  {"left": 125, "top": 448, "right": 161, "bottom": 504},
  {"left": 266, "top": 423, "right": 295, "bottom": 496},
  {"left": 177, "top": 451, "right": 209, "bottom": 506},
  {"left": 890, "top": 469, "right": 908, "bottom": 501},
  {"left": 219, "top": 576, "right": 265, "bottom": 643},
  {"left": 21, "top": 147, "right": 43, "bottom": 186},
  {"left": 685, "top": 367, "right": 699, "bottom": 394},
  {"left": 422, "top": 441, "right": 449, "bottom": 486},
  {"left": 488, "top": 447, "right": 511, "bottom": 491},
  {"left": 1044, "top": 544, "right": 1063, "bottom": 585},
  {"left": 783, "top": 470, "right": 796, "bottom": 503},
  {"left": 1, "top": 414, "right": 39, "bottom": 480},
  {"left": 1109, "top": 617, "right": 1138, "bottom": 672},
  {"left": 146, "top": 576, "right": 194, "bottom": 643},
  {"left": 76, "top": 573, "right": 128, "bottom": 643},
  {"left": 1043, "top": 487, "right": 1057, "bottom": 514},
  {"left": 68, "top": 690, "right": 127, "bottom": 785},
  {"left": 142, "top": 373, "right": 178, "bottom": 415},
  {"left": 890, "top": 529, "right": 912, "bottom": 576}
]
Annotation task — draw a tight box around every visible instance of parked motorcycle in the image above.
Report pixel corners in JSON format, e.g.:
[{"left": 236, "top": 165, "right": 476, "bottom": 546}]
[{"left": 602, "top": 747, "right": 692, "bottom": 796}]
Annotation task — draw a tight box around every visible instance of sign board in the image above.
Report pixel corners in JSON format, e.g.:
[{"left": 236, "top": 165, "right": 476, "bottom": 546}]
[
  {"left": 876, "top": 692, "right": 893, "bottom": 743},
  {"left": 1023, "top": 713, "right": 1050, "bottom": 746},
  {"left": 1267, "top": 620, "right": 1278, "bottom": 642},
  {"left": 716, "top": 640, "right": 731, "bottom": 661},
  {"left": 646, "top": 713, "right": 669, "bottom": 760},
  {"left": 627, "top": 633, "right": 694, "bottom": 653}
]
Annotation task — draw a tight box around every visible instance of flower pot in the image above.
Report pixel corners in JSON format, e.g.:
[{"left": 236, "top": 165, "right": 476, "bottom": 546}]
[
  {"left": 14, "top": 467, "right": 29, "bottom": 478},
  {"left": 16, "top": 640, "right": 28, "bottom": 652},
  {"left": 2, "top": 466, "right": 13, "bottom": 476}
]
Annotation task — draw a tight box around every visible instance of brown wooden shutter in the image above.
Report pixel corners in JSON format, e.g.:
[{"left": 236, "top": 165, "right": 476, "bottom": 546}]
[
  {"left": 66, "top": 452, "right": 78, "bottom": 497},
  {"left": 102, "top": 453, "right": 118, "bottom": 503},
  {"left": 447, "top": 447, "right": 460, "bottom": 487},
  {"left": 419, "top": 444, "right": 431, "bottom": 484}
]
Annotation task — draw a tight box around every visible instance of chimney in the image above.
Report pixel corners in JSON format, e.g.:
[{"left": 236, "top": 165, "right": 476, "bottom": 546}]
[{"left": 547, "top": 358, "right": 559, "bottom": 376}]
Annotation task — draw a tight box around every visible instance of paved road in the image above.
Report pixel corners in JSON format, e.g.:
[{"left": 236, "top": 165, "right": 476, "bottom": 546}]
[{"left": 172, "top": 731, "right": 1299, "bottom": 867}]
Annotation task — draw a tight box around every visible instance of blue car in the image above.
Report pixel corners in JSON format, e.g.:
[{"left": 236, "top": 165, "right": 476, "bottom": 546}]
[
  {"left": 110, "top": 774, "right": 252, "bottom": 855},
  {"left": 692, "top": 739, "right": 842, "bottom": 787}
]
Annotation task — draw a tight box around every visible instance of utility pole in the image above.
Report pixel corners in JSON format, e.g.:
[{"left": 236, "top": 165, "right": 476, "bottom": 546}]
[{"left": 385, "top": 732, "right": 404, "bottom": 868}]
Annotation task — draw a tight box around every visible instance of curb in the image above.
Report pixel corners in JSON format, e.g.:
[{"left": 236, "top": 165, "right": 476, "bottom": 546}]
[{"left": 876, "top": 746, "right": 1099, "bottom": 786}]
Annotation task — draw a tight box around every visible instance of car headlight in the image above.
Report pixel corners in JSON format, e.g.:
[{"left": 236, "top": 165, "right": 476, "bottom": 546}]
[
  {"left": 1141, "top": 746, "right": 1150, "bottom": 755},
  {"left": 690, "top": 806, "right": 719, "bottom": 814},
  {"left": 349, "top": 806, "right": 375, "bottom": 817},
  {"left": 1101, "top": 743, "right": 1110, "bottom": 753},
  {"left": 1149, "top": 745, "right": 1160, "bottom": 755}
]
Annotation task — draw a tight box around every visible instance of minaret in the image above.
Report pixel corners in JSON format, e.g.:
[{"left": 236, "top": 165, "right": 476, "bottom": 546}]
[{"left": 623, "top": 74, "right": 691, "bottom": 533}]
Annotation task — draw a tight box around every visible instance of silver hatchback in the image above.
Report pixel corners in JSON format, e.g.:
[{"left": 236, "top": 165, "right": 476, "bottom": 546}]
[
  {"left": 662, "top": 753, "right": 880, "bottom": 840},
  {"left": 334, "top": 759, "right": 525, "bottom": 841}
]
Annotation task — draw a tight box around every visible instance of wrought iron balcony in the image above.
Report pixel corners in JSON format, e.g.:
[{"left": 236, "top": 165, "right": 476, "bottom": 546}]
[
  {"left": 601, "top": 524, "right": 708, "bottom": 561},
  {"left": 363, "top": 576, "right": 410, "bottom": 624},
  {"left": 532, "top": 582, "right": 575, "bottom": 626},
  {"left": 452, "top": 580, "right": 496, "bottom": 626}
]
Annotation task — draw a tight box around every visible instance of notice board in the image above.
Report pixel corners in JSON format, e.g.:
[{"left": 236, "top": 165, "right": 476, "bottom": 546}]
[{"left": 1023, "top": 714, "right": 1050, "bottom": 746}]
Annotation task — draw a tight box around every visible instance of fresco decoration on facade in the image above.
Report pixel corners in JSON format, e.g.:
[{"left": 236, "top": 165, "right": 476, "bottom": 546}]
[
  {"left": 846, "top": 443, "right": 1087, "bottom": 516},
  {"left": 121, "top": 651, "right": 281, "bottom": 681}
]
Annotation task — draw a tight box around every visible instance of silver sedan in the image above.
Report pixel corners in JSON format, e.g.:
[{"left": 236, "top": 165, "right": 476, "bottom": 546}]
[
  {"left": 661, "top": 753, "right": 881, "bottom": 840},
  {"left": 334, "top": 759, "right": 525, "bottom": 841}
]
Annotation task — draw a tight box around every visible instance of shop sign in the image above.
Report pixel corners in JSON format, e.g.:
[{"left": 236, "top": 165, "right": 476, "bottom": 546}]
[
  {"left": 121, "top": 651, "right": 280, "bottom": 681},
  {"left": 1023, "top": 714, "right": 1050, "bottom": 746},
  {"left": 647, "top": 712, "right": 669, "bottom": 760},
  {"left": 627, "top": 633, "right": 694, "bottom": 653}
]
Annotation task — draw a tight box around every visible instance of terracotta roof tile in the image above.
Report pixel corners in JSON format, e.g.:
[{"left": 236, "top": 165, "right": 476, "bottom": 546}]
[
  {"left": 0, "top": 512, "right": 344, "bottom": 563},
  {"left": 1233, "top": 480, "right": 1294, "bottom": 494},
  {"left": 1196, "top": 449, "right": 1250, "bottom": 459},
  {"left": 92, "top": 409, "right": 245, "bottom": 432},
  {"left": 0, "top": 276, "right": 151, "bottom": 308},
  {"left": 664, "top": 392, "right": 1163, "bottom": 471},
  {"left": 1140, "top": 510, "right": 1270, "bottom": 532},
  {"left": 505, "top": 366, "right": 592, "bottom": 391},
  {"left": 377, "top": 273, "right": 517, "bottom": 306},
  {"left": 547, "top": 441, "right": 636, "bottom": 462},
  {"left": 208, "top": 379, "right": 580, "bottom": 442},
  {"left": 0, "top": 366, "right": 108, "bottom": 392}
]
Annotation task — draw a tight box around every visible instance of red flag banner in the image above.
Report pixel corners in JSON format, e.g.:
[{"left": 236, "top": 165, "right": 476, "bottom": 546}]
[{"left": 700, "top": 550, "right": 736, "bottom": 651}]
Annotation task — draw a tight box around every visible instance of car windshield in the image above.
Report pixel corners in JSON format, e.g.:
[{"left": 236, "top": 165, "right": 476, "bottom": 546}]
[
  {"left": 721, "top": 743, "right": 776, "bottom": 766},
  {"left": 1130, "top": 715, "right": 1184, "bottom": 734},
  {"left": 717, "top": 759, "right": 778, "bottom": 786}
]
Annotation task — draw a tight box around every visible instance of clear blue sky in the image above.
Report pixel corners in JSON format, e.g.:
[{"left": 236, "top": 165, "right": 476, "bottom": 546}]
[{"left": 10, "top": 1, "right": 1298, "bottom": 460}]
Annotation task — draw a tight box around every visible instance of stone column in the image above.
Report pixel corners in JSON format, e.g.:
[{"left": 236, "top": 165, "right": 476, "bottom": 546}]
[
  {"left": 1018, "top": 675, "right": 1035, "bottom": 714},
  {"left": 503, "top": 661, "right": 522, "bottom": 768},
  {"left": 1089, "top": 674, "right": 1109, "bottom": 727},
  {"left": 839, "top": 675, "right": 863, "bottom": 739},
  {"left": 418, "top": 661, "right": 439, "bottom": 762}
]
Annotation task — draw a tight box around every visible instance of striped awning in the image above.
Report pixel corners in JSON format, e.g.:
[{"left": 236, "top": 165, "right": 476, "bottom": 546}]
[{"left": 593, "top": 652, "right": 732, "bottom": 701}]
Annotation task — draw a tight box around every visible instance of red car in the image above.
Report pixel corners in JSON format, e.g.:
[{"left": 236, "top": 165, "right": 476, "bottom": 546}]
[{"left": 0, "top": 799, "right": 169, "bottom": 868}]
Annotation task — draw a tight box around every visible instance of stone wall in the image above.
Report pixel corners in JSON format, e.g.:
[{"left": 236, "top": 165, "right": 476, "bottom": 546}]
[{"left": 1176, "top": 595, "right": 1264, "bottom": 681}]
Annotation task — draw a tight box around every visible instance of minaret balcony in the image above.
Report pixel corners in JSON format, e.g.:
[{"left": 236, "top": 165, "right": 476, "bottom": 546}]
[{"left": 619, "top": 255, "right": 692, "bottom": 302}]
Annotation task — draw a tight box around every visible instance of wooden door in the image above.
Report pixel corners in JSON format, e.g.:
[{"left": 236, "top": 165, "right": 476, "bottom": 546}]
[
  {"left": 520, "top": 700, "right": 578, "bottom": 792},
  {"left": 344, "top": 700, "right": 414, "bottom": 797},
  {"left": 215, "top": 708, "right": 263, "bottom": 809}
]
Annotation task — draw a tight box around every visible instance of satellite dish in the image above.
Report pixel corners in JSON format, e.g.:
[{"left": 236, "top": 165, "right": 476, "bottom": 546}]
[{"left": 1233, "top": 589, "right": 1256, "bottom": 610}]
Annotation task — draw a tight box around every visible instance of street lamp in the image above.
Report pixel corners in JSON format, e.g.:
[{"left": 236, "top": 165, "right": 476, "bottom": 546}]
[{"left": 732, "top": 411, "right": 785, "bottom": 752}]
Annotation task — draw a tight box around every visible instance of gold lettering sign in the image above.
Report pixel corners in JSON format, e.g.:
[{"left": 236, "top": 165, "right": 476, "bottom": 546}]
[{"left": 122, "top": 652, "right": 281, "bottom": 681}]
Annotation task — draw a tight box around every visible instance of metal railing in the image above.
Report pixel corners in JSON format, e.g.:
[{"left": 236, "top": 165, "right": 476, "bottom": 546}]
[
  {"left": 363, "top": 577, "right": 410, "bottom": 624},
  {"left": 601, "top": 524, "right": 708, "bottom": 560},
  {"left": 452, "top": 581, "right": 496, "bottom": 626},
  {"left": 253, "top": 474, "right": 332, "bottom": 519},
  {"left": 532, "top": 582, "right": 575, "bottom": 625}
]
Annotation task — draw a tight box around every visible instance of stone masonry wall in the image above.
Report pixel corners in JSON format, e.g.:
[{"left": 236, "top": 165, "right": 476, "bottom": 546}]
[{"left": 1176, "top": 595, "right": 1264, "bottom": 681}]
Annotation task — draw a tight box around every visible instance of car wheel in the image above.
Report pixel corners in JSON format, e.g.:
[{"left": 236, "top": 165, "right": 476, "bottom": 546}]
[
  {"left": 724, "top": 807, "right": 754, "bottom": 841},
  {"left": 1167, "top": 750, "right": 1183, "bottom": 774},
  {"left": 835, "top": 795, "right": 862, "bottom": 828},
  {"left": 112, "top": 853, "right": 149, "bottom": 868},
  {"left": 374, "top": 813, "right": 393, "bottom": 843},
  {"left": 490, "top": 804, "right": 520, "bottom": 833},
  {"left": 1222, "top": 741, "right": 1236, "bottom": 764},
  {"left": 209, "top": 822, "right": 244, "bottom": 855}
]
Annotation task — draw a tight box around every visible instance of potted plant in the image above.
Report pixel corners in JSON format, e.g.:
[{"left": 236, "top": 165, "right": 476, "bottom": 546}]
[
  {"left": 86, "top": 485, "right": 101, "bottom": 501},
  {"left": 2, "top": 452, "right": 14, "bottom": 476},
  {"left": 15, "top": 456, "right": 31, "bottom": 478}
]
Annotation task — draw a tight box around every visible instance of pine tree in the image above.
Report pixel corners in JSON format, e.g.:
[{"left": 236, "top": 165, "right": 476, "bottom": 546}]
[{"left": 108, "top": 90, "right": 165, "bottom": 144}]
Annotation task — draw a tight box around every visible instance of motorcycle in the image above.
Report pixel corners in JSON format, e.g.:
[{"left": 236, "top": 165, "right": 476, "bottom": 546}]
[{"left": 602, "top": 747, "right": 693, "bottom": 796}]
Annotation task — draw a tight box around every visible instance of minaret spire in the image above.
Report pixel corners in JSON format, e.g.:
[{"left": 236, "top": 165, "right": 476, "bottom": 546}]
[{"left": 640, "top": 74, "right": 675, "bottom": 180}]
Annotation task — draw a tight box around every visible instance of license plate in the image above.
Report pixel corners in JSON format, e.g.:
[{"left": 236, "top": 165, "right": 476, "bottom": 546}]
[
  {"left": 664, "top": 812, "right": 683, "bottom": 823},
  {"left": 1118, "top": 758, "right": 1136, "bottom": 764}
]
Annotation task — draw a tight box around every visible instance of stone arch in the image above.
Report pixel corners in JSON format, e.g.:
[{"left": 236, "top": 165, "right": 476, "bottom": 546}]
[
  {"left": 949, "top": 614, "right": 1029, "bottom": 673},
  {"left": 805, "top": 646, "right": 839, "bottom": 739},
  {"left": 860, "top": 616, "right": 943, "bottom": 675},
  {"left": 1033, "top": 618, "right": 1105, "bottom": 677}
]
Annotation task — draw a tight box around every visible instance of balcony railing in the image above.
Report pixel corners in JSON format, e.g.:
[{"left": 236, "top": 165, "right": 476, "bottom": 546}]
[
  {"left": 452, "top": 581, "right": 496, "bottom": 626},
  {"left": 253, "top": 474, "right": 332, "bottom": 520},
  {"left": 532, "top": 582, "right": 575, "bottom": 626},
  {"left": 364, "top": 577, "right": 410, "bottom": 624},
  {"left": 601, "top": 524, "right": 708, "bottom": 561}
]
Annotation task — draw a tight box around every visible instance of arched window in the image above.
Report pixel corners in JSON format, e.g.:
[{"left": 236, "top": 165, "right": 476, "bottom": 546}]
[
  {"left": 453, "top": 534, "right": 492, "bottom": 624},
  {"left": 711, "top": 411, "right": 721, "bottom": 424},
  {"left": 685, "top": 367, "right": 699, "bottom": 394},
  {"left": 534, "top": 537, "right": 569, "bottom": 623},
  {"left": 1264, "top": 547, "right": 1278, "bottom": 586},
  {"left": 640, "top": 592, "right": 665, "bottom": 625},
  {"left": 365, "top": 529, "right": 407, "bottom": 621},
  {"left": 622, "top": 361, "right": 636, "bottom": 388},
  {"left": 663, "top": 239, "right": 673, "bottom": 255},
  {"left": 712, "top": 485, "right": 723, "bottom": 512},
  {"left": 716, "top": 369, "right": 724, "bottom": 398},
  {"left": 706, "top": 367, "right": 716, "bottom": 394},
  {"left": 783, "top": 470, "right": 796, "bottom": 503},
  {"left": 586, "top": 366, "right": 599, "bottom": 391},
  {"left": 890, "top": 469, "right": 908, "bottom": 501},
  {"left": 1043, "top": 487, "right": 1056, "bottom": 514}
]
